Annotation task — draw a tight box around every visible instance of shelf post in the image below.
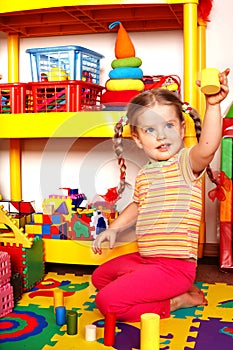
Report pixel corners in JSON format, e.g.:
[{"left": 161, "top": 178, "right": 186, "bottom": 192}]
[{"left": 8, "top": 34, "right": 22, "bottom": 201}]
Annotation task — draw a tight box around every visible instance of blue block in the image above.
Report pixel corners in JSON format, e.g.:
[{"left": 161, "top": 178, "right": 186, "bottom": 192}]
[
  {"left": 42, "top": 224, "right": 51, "bottom": 234},
  {"left": 51, "top": 234, "right": 61, "bottom": 240},
  {"left": 62, "top": 222, "right": 68, "bottom": 235},
  {"left": 52, "top": 214, "right": 63, "bottom": 224}
]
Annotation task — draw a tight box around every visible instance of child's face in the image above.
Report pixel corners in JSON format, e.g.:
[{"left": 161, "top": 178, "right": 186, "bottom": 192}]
[{"left": 131, "top": 104, "right": 185, "bottom": 162}]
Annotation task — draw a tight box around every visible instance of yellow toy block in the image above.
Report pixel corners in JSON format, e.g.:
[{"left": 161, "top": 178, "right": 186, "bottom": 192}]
[
  {"left": 34, "top": 213, "right": 43, "bottom": 224},
  {"left": 26, "top": 214, "right": 33, "bottom": 224},
  {"left": 25, "top": 223, "right": 43, "bottom": 235},
  {"left": 33, "top": 224, "right": 43, "bottom": 234},
  {"left": 25, "top": 224, "right": 35, "bottom": 234}
]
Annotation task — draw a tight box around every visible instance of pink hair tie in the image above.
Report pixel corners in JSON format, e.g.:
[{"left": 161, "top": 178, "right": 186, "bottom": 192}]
[{"left": 182, "top": 102, "right": 192, "bottom": 114}]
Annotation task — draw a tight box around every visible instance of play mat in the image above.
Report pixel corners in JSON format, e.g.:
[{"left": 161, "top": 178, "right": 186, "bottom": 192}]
[{"left": 1, "top": 272, "right": 233, "bottom": 349}]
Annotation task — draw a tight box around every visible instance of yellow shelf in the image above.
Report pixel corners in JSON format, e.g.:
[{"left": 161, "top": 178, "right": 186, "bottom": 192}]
[
  {"left": 0, "top": 111, "right": 131, "bottom": 138},
  {"left": 43, "top": 239, "right": 138, "bottom": 265},
  {"left": 0, "top": 0, "right": 197, "bottom": 14},
  {"left": 0, "top": 2, "right": 190, "bottom": 38}
]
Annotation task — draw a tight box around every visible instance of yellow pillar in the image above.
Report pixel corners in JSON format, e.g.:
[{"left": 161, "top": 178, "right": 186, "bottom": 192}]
[
  {"left": 8, "top": 34, "right": 19, "bottom": 83},
  {"left": 9, "top": 139, "right": 22, "bottom": 201},
  {"left": 183, "top": 2, "right": 198, "bottom": 147},
  {"left": 197, "top": 19, "right": 207, "bottom": 258},
  {"left": 8, "top": 34, "right": 22, "bottom": 201},
  {"left": 197, "top": 20, "right": 207, "bottom": 119}
]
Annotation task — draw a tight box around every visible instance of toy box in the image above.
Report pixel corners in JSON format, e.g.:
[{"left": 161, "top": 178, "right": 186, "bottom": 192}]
[
  {"left": 29, "top": 80, "right": 104, "bottom": 112},
  {"left": 26, "top": 45, "right": 104, "bottom": 84},
  {"left": 0, "top": 83, "right": 33, "bottom": 114}
]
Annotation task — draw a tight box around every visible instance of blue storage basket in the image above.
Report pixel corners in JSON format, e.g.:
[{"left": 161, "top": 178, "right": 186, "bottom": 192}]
[{"left": 26, "top": 45, "right": 104, "bottom": 84}]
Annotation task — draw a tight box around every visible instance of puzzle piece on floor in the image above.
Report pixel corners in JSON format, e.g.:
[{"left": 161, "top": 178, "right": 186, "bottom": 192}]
[
  {"left": 0, "top": 304, "right": 65, "bottom": 350},
  {"left": 185, "top": 317, "right": 233, "bottom": 349},
  {"left": 18, "top": 273, "right": 94, "bottom": 309},
  {"left": 200, "top": 282, "right": 233, "bottom": 322},
  {"left": 83, "top": 294, "right": 97, "bottom": 311}
]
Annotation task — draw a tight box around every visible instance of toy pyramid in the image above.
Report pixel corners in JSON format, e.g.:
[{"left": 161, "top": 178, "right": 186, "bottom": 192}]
[{"left": 102, "top": 21, "right": 144, "bottom": 110}]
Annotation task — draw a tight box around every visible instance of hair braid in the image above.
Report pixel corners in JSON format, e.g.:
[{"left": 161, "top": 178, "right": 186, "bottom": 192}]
[
  {"left": 188, "top": 108, "right": 202, "bottom": 142},
  {"left": 188, "top": 106, "right": 216, "bottom": 184},
  {"left": 113, "top": 120, "right": 126, "bottom": 195}
]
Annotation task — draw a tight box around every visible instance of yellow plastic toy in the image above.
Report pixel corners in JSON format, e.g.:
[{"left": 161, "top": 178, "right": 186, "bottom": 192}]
[
  {"left": 201, "top": 68, "right": 220, "bottom": 95},
  {"left": 0, "top": 205, "right": 33, "bottom": 248}
]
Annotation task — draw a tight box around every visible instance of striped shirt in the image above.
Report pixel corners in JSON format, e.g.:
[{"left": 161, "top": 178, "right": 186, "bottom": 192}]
[{"left": 133, "top": 147, "right": 203, "bottom": 260}]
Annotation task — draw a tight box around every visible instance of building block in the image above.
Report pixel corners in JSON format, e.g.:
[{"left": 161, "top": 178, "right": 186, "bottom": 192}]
[
  {"left": 42, "top": 224, "right": 51, "bottom": 234},
  {"left": 0, "top": 205, "right": 33, "bottom": 248},
  {"left": 219, "top": 222, "right": 233, "bottom": 270},
  {"left": 0, "top": 200, "right": 35, "bottom": 214},
  {"left": 22, "top": 236, "right": 44, "bottom": 290},
  {"left": 221, "top": 138, "right": 232, "bottom": 178},
  {"left": 220, "top": 117, "right": 233, "bottom": 271},
  {"left": 50, "top": 223, "right": 67, "bottom": 235},
  {"left": 0, "top": 236, "right": 44, "bottom": 291},
  {"left": 225, "top": 102, "right": 233, "bottom": 118},
  {"left": 220, "top": 183, "right": 232, "bottom": 222},
  {"left": 222, "top": 117, "right": 233, "bottom": 137},
  {"left": 219, "top": 234, "right": 232, "bottom": 271},
  {"left": 25, "top": 223, "right": 36, "bottom": 234},
  {"left": 34, "top": 213, "right": 52, "bottom": 224},
  {"left": 34, "top": 213, "right": 43, "bottom": 224},
  {"left": 52, "top": 214, "right": 64, "bottom": 224},
  {"left": 55, "top": 201, "right": 69, "bottom": 215}
]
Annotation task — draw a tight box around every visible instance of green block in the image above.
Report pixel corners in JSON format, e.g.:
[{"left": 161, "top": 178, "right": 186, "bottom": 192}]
[
  {"left": 225, "top": 103, "right": 233, "bottom": 118},
  {"left": 221, "top": 138, "right": 232, "bottom": 179},
  {"left": 24, "top": 236, "right": 44, "bottom": 290}
]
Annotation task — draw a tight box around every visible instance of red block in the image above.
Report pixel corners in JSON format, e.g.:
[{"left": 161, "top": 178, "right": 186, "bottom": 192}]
[
  {"left": 43, "top": 214, "right": 52, "bottom": 224},
  {"left": 220, "top": 221, "right": 233, "bottom": 270},
  {"left": 104, "top": 312, "right": 116, "bottom": 346}
]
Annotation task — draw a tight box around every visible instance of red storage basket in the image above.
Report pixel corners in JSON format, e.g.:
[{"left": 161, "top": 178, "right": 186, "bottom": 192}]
[
  {"left": 0, "top": 282, "right": 14, "bottom": 317},
  {"left": 29, "top": 80, "right": 104, "bottom": 112},
  {"left": 0, "top": 251, "right": 11, "bottom": 288},
  {"left": 0, "top": 83, "right": 33, "bottom": 114}
]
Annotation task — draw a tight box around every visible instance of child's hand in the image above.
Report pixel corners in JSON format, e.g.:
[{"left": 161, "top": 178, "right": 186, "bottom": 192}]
[
  {"left": 197, "top": 68, "right": 230, "bottom": 105},
  {"left": 92, "top": 228, "right": 117, "bottom": 255}
]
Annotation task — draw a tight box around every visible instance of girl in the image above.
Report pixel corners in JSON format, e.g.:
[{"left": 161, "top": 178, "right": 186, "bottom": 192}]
[{"left": 92, "top": 69, "right": 230, "bottom": 322}]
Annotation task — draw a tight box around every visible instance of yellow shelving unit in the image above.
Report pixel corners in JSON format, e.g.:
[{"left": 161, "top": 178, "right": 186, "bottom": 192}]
[
  {"left": 0, "top": 112, "right": 131, "bottom": 138},
  {"left": 0, "top": 0, "right": 207, "bottom": 264}
]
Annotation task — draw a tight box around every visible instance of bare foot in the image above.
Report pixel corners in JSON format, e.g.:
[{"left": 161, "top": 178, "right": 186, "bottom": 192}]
[
  {"left": 170, "top": 290, "right": 208, "bottom": 312},
  {"left": 189, "top": 285, "right": 202, "bottom": 293}
]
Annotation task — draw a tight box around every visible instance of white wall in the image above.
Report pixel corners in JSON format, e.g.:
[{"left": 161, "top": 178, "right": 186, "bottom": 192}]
[
  {"left": 0, "top": 0, "right": 233, "bottom": 244},
  {"left": 204, "top": 0, "right": 233, "bottom": 243}
]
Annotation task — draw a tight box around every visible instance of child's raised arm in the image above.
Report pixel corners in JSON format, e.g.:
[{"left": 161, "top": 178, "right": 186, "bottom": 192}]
[{"left": 190, "top": 68, "right": 230, "bottom": 175}]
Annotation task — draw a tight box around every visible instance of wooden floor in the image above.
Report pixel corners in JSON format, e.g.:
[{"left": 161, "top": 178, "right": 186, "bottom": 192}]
[{"left": 196, "top": 257, "right": 233, "bottom": 285}]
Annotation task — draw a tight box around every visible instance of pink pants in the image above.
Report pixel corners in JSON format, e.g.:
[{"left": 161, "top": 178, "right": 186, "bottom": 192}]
[{"left": 92, "top": 252, "right": 196, "bottom": 322}]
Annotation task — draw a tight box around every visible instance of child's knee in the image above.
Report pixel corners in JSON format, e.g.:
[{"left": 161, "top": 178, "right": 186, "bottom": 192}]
[{"left": 95, "top": 289, "right": 109, "bottom": 315}]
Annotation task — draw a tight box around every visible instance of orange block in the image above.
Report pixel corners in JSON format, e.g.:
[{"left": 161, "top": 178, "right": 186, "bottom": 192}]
[{"left": 220, "top": 184, "right": 232, "bottom": 222}]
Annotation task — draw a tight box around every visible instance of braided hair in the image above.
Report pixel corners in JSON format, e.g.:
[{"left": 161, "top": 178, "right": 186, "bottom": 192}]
[{"left": 113, "top": 88, "right": 216, "bottom": 196}]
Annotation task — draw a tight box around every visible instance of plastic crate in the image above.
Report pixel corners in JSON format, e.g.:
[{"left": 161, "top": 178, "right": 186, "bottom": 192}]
[
  {"left": 0, "top": 282, "right": 14, "bottom": 317},
  {"left": 26, "top": 45, "right": 104, "bottom": 84},
  {"left": 0, "top": 83, "right": 33, "bottom": 114},
  {"left": 29, "top": 80, "right": 104, "bottom": 112},
  {"left": 0, "top": 251, "right": 11, "bottom": 288}
]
